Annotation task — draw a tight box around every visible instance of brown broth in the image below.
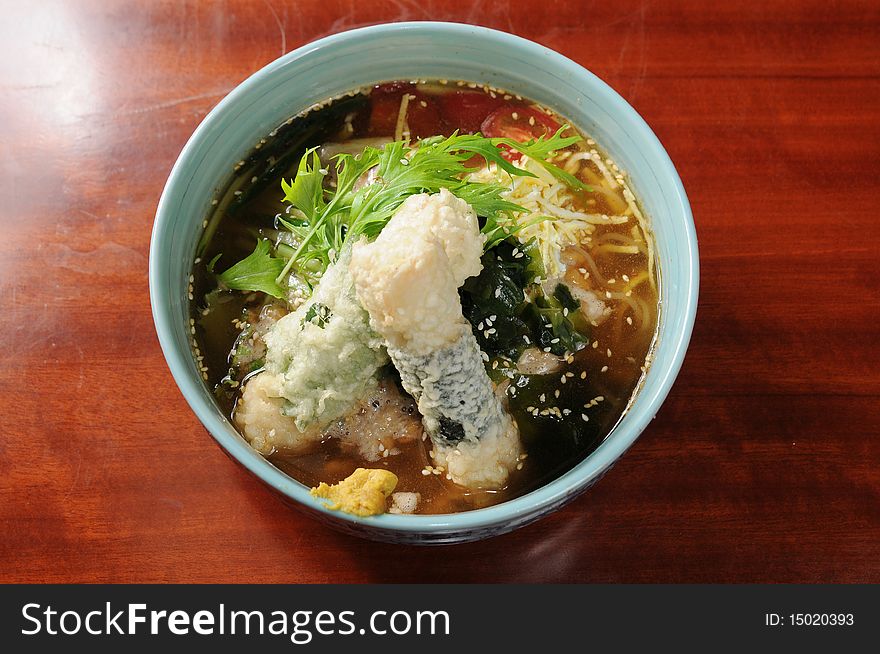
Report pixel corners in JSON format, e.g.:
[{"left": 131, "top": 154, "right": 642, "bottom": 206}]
[{"left": 190, "top": 80, "right": 659, "bottom": 514}]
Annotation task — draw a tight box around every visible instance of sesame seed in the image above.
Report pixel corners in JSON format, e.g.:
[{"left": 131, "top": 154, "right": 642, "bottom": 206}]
[
  {"left": 580, "top": 371, "right": 587, "bottom": 379},
  {"left": 592, "top": 341, "right": 599, "bottom": 349},
  {"left": 622, "top": 274, "right": 630, "bottom": 282},
  {"left": 605, "top": 291, "right": 612, "bottom": 299},
  {"left": 543, "top": 347, "right": 552, "bottom": 352},
  {"left": 601, "top": 365, "right": 609, "bottom": 372},
  {"left": 487, "top": 328, "right": 497, "bottom": 335},
  {"left": 539, "top": 393, "right": 546, "bottom": 402},
  {"left": 420, "top": 100, "right": 427, "bottom": 108},
  {"left": 554, "top": 389, "right": 560, "bottom": 398},
  {"left": 560, "top": 376, "right": 567, "bottom": 384},
  {"left": 566, "top": 372, "right": 574, "bottom": 377},
  {"left": 581, "top": 414, "right": 589, "bottom": 422},
  {"left": 489, "top": 315, "right": 497, "bottom": 322},
  {"left": 511, "top": 112, "right": 519, "bottom": 120},
  {"left": 607, "top": 348, "right": 612, "bottom": 357},
  {"left": 528, "top": 116, "right": 535, "bottom": 126},
  {"left": 550, "top": 338, "right": 560, "bottom": 344},
  {"left": 516, "top": 462, "right": 524, "bottom": 470},
  {"left": 626, "top": 316, "right": 633, "bottom": 325},
  {"left": 478, "top": 321, "right": 484, "bottom": 330}
]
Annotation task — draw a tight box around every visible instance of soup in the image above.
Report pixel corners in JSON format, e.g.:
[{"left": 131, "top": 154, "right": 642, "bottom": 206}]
[{"left": 190, "top": 80, "right": 658, "bottom": 515}]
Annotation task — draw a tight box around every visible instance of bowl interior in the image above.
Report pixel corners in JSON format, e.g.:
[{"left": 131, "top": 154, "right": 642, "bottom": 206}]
[{"left": 151, "top": 22, "right": 697, "bottom": 542}]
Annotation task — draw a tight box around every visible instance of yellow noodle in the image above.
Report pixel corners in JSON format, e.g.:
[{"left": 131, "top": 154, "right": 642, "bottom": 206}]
[
  {"left": 575, "top": 245, "right": 608, "bottom": 286},
  {"left": 621, "top": 271, "right": 649, "bottom": 294},
  {"left": 594, "top": 244, "right": 644, "bottom": 256},
  {"left": 607, "top": 291, "right": 651, "bottom": 331}
]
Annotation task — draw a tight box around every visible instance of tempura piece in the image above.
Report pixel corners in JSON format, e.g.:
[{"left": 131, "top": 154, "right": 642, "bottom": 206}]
[
  {"left": 350, "top": 190, "right": 521, "bottom": 489},
  {"left": 323, "top": 377, "right": 423, "bottom": 461},
  {"left": 234, "top": 247, "right": 388, "bottom": 454},
  {"left": 234, "top": 371, "right": 320, "bottom": 455}
]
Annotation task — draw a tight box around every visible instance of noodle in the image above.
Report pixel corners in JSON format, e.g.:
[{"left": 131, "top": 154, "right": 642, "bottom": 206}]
[
  {"left": 594, "top": 244, "right": 643, "bottom": 255},
  {"left": 574, "top": 245, "right": 608, "bottom": 286}
]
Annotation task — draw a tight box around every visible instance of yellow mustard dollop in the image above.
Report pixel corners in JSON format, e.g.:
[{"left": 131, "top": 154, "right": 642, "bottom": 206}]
[{"left": 310, "top": 468, "right": 399, "bottom": 517}]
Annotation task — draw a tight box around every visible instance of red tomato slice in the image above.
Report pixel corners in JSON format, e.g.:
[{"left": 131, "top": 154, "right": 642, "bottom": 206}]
[
  {"left": 438, "top": 90, "right": 504, "bottom": 134},
  {"left": 368, "top": 93, "right": 403, "bottom": 136},
  {"left": 368, "top": 88, "right": 441, "bottom": 140},
  {"left": 480, "top": 105, "right": 561, "bottom": 160}
]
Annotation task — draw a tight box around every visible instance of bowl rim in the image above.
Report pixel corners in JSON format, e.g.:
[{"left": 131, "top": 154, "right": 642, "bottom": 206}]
[{"left": 150, "top": 21, "right": 699, "bottom": 535}]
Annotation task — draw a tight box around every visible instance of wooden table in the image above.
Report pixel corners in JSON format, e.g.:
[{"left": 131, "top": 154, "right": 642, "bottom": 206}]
[{"left": 1, "top": 0, "right": 878, "bottom": 583}]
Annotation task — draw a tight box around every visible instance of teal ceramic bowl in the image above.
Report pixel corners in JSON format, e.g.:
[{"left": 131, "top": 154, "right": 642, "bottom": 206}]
[{"left": 150, "top": 22, "right": 698, "bottom": 544}]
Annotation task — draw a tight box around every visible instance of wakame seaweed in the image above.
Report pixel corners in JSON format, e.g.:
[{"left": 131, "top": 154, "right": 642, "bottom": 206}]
[{"left": 460, "top": 240, "right": 590, "bottom": 360}]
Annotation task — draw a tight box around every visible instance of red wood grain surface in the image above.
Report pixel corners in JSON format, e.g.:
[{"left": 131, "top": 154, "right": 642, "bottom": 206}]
[{"left": 1, "top": 0, "right": 878, "bottom": 583}]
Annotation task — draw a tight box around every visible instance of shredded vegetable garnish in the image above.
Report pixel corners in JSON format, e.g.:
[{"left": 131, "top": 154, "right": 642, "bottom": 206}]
[{"left": 470, "top": 157, "right": 630, "bottom": 280}]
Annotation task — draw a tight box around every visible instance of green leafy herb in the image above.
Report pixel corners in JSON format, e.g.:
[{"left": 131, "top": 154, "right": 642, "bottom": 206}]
[
  {"left": 301, "top": 302, "right": 332, "bottom": 329},
  {"left": 276, "top": 128, "right": 581, "bottom": 285},
  {"left": 217, "top": 127, "right": 583, "bottom": 296},
  {"left": 493, "top": 130, "right": 590, "bottom": 191},
  {"left": 215, "top": 239, "right": 287, "bottom": 299},
  {"left": 281, "top": 150, "right": 326, "bottom": 219}
]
